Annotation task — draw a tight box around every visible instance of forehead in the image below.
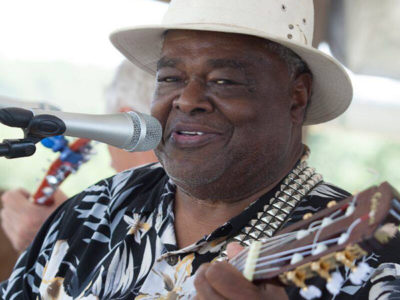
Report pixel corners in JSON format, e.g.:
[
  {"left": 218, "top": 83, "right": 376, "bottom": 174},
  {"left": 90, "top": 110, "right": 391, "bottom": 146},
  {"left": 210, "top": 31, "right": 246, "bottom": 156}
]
[{"left": 159, "top": 30, "right": 285, "bottom": 69}]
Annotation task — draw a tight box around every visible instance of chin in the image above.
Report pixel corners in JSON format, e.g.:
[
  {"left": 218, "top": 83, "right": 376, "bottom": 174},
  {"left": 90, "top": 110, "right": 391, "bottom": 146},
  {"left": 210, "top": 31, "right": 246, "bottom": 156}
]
[{"left": 167, "top": 164, "right": 223, "bottom": 186}]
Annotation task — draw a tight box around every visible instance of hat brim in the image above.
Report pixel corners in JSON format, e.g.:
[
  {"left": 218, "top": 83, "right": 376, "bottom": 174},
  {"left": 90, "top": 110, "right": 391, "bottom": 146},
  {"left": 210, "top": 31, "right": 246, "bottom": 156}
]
[{"left": 110, "top": 23, "right": 353, "bottom": 125}]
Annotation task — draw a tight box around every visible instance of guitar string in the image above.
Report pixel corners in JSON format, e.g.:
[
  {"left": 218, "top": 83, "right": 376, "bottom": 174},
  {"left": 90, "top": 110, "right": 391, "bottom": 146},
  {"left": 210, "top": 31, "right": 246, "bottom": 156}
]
[
  {"left": 229, "top": 231, "right": 297, "bottom": 265},
  {"left": 233, "top": 233, "right": 299, "bottom": 269},
  {"left": 233, "top": 212, "right": 363, "bottom": 271},
  {"left": 236, "top": 217, "right": 366, "bottom": 276},
  {"left": 243, "top": 238, "right": 343, "bottom": 276},
  {"left": 230, "top": 233, "right": 296, "bottom": 267},
  {"left": 233, "top": 216, "right": 354, "bottom": 272},
  {"left": 251, "top": 237, "right": 340, "bottom": 270},
  {"left": 311, "top": 195, "right": 359, "bottom": 253},
  {"left": 251, "top": 218, "right": 366, "bottom": 277},
  {"left": 235, "top": 236, "right": 340, "bottom": 272},
  {"left": 232, "top": 194, "right": 359, "bottom": 269},
  {"left": 232, "top": 210, "right": 345, "bottom": 268}
]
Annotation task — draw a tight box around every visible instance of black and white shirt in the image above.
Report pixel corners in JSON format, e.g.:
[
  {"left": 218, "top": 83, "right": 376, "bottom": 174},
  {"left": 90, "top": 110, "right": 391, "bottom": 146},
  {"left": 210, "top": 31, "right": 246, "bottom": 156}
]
[{"left": 1, "top": 163, "right": 400, "bottom": 299}]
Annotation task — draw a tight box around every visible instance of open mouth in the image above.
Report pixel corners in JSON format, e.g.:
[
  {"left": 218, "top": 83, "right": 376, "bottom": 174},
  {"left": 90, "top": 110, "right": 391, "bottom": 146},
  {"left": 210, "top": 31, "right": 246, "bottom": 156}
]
[
  {"left": 171, "top": 130, "right": 219, "bottom": 148},
  {"left": 177, "top": 131, "right": 205, "bottom": 136}
]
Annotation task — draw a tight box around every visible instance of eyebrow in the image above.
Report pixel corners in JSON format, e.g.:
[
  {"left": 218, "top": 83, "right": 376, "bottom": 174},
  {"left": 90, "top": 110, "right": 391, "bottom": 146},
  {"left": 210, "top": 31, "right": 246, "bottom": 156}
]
[
  {"left": 157, "top": 56, "right": 250, "bottom": 72},
  {"left": 207, "top": 59, "right": 249, "bottom": 70},
  {"left": 157, "top": 57, "right": 181, "bottom": 71}
]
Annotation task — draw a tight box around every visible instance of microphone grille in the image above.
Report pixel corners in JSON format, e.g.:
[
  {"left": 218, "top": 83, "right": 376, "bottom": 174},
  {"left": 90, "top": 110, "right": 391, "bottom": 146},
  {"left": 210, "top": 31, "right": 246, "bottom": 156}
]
[{"left": 126, "top": 111, "right": 162, "bottom": 152}]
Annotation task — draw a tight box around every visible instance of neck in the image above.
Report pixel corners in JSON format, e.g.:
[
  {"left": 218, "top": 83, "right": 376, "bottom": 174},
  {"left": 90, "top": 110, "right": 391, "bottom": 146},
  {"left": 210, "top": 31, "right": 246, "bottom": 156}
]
[
  {"left": 173, "top": 168, "right": 290, "bottom": 248},
  {"left": 173, "top": 144, "right": 305, "bottom": 248}
]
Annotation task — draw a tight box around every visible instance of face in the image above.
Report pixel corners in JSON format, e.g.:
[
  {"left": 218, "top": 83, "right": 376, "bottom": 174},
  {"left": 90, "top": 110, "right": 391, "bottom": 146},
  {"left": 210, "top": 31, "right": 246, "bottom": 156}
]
[{"left": 152, "top": 30, "right": 308, "bottom": 201}]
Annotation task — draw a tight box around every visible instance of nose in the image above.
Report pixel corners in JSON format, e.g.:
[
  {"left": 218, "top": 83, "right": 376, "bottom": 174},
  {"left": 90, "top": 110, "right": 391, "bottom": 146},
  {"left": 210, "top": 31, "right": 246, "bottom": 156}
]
[{"left": 173, "top": 78, "right": 213, "bottom": 115}]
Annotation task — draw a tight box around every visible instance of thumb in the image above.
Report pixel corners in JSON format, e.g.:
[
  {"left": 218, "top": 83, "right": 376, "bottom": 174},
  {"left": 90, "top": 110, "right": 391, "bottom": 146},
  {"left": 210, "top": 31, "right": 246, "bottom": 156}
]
[{"left": 226, "top": 242, "right": 245, "bottom": 260}]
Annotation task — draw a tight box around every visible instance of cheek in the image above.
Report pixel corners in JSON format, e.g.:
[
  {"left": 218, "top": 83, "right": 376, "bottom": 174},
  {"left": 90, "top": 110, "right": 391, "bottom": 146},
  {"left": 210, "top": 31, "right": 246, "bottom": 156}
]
[
  {"left": 151, "top": 83, "right": 182, "bottom": 123},
  {"left": 216, "top": 98, "right": 279, "bottom": 129},
  {"left": 150, "top": 98, "right": 171, "bottom": 128}
]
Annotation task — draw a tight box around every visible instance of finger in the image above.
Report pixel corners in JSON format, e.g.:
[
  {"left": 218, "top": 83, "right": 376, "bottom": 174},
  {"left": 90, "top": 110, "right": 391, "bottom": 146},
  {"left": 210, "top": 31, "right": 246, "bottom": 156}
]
[
  {"left": 2, "top": 189, "right": 31, "bottom": 209},
  {"left": 205, "top": 262, "right": 262, "bottom": 299},
  {"left": 1, "top": 203, "right": 23, "bottom": 220},
  {"left": 1, "top": 210, "right": 21, "bottom": 250},
  {"left": 17, "top": 188, "right": 31, "bottom": 198},
  {"left": 194, "top": 264, "right": 226, "bottom": 300},
  {"left": 0, "top": 199, "right": 40, "bottom": 251},
  {"left": 226, "top": 242, "right": 244, "bottom": 260}
]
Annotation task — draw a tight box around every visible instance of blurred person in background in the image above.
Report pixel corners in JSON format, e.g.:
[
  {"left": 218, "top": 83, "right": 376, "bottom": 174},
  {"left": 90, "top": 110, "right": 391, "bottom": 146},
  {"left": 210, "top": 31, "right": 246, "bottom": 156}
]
[
  {"left": 0, "top": 60, "right": 158, "bottom": 253},
  {"left": 0, "top": 190, "right": 18, "bottom": 281}
]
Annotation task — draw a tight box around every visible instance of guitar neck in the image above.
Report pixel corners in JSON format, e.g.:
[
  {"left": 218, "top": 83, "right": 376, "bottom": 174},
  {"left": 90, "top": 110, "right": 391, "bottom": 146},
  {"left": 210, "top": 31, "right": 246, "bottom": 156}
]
[
  {"left": 32, "top": 138, "right": 92, "bottom": 205},
  {"left": 230, "top": 182, "right": 400, "bottom": 288}
]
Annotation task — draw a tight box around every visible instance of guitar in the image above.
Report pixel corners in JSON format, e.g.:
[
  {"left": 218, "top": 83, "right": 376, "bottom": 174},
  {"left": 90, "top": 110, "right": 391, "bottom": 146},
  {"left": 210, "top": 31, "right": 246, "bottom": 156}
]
[
  {"left": 230, "top": 182, "right": 400, "bottom": 299},
  {"left": 32, "top": 136, "right": 93, "bottom": 205}
]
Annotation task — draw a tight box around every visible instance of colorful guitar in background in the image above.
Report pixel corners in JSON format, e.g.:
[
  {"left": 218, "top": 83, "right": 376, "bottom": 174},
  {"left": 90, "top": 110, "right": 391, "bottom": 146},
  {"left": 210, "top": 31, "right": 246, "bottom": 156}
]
[
  {"left": 232, "top": 182, "right": 400, "bottom": 299},
  {"left": 32, "top": 136, "right": 93, "bottom": 205}
]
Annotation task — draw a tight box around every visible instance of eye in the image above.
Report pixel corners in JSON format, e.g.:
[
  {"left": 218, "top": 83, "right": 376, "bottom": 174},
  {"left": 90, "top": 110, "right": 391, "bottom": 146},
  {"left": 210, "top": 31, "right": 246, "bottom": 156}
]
[
  {"left": 157, "top": 76, "right": 181, "bottom": 83},
  {"left": 212, "top": 79, "right": 237, "bottom": 85}
]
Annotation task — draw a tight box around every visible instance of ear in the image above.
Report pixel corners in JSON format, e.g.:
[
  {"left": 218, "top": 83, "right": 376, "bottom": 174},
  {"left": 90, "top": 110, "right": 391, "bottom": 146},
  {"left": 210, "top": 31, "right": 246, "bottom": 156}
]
[
  {"left": 118, "top": 106, "right": 134, "bottom": 113},
  {"left": 290, "top": 73, "right": 312, "bottom": 125}
]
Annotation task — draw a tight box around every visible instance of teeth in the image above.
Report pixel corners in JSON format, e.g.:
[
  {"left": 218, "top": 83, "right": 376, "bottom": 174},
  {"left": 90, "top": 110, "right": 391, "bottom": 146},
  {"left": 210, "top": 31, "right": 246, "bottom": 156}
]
[{"left": 180, "top": 131, "right": 204, "bottom": 136}]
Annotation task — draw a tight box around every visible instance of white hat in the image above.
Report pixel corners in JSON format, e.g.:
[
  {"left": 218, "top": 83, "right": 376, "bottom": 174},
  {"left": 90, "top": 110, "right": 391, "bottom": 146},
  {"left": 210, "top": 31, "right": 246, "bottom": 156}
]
[{"left": 110, "top": 0, "right": 353, "bottom": 125}]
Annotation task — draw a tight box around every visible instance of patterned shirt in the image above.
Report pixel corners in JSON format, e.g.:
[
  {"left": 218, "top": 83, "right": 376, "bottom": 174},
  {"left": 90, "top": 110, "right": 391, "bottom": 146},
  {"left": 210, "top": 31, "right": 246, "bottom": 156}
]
[{"left": 1, "top": 162, "right": 400, "bottom": 299}]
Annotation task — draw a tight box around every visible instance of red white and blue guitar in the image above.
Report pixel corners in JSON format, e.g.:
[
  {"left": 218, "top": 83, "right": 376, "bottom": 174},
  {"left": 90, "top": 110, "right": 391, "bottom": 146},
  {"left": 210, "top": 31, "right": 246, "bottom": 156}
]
[{"left": 32, "top": 136, "right": 92, "bottom": 205}]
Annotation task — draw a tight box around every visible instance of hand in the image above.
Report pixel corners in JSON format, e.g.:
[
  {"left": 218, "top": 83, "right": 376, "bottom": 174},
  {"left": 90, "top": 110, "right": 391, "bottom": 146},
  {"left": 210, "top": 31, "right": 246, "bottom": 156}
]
[
  {"left": 0, "top": 188, "right": 67, "bottom": 252},
  {"left": 193, "top": 243, "right": 289, "bottom": 300}
]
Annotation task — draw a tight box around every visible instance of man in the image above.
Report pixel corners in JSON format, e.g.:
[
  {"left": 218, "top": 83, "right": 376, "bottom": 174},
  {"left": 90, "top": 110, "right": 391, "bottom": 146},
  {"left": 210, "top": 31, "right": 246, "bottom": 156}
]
[
  {"left": 0, "top": 60, "right": 157, "bottom": 252},
  {"left": 1, "top": 0, "right": 400, "bottom": 299}
]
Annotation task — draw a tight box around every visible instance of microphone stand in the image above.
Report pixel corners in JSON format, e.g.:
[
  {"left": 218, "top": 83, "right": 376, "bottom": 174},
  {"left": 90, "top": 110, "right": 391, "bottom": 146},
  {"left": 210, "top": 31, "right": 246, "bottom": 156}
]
[{"left": 0, "top": 107, "right": 66, "bottom": 159}]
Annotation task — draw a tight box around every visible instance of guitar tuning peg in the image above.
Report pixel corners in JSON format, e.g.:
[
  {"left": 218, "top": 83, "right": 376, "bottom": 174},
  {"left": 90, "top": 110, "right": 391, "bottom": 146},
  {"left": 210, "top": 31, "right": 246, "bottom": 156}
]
[
  {"left": 285, "top": 270, "right": 307, "bottom": 289},
  {"left": 335, "top": 250, "right": 356, "bottom": 270},
  {"left": 326, "top": 271, "right": 344, "bottom": 296},
  {"left": 311, "top": 261, "right": 330, "bottom": 280},
  {"left": 46, "top": 175, "right": 59, "bottom": 185},
  {"left": 327, "top": 200, "right": 337, "bottom": 208},
  {"left": 42, "top": 187, "right": 55, "bottom": 196},
  {"left": 311, "top": 244, "right": 328, "bottom": 256},
  {"left": 299, "top": 285, "right": 322, "bottom": 300},
  {"left": 290, "top": 253, "right": 304, "bottom": 264},
  {"left": 303, "top": 212, "right": 313, "bottom": 220},
  {"left": 349, "top": 262, "right": 373, "bottom": 285}
]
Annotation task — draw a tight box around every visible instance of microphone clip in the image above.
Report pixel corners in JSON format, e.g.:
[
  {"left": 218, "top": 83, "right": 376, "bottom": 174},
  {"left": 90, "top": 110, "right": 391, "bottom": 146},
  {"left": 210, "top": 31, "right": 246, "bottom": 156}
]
[
  {"left": 0, "top": 137, "right": 40, "bottom": 159},
  {"left": 0, "top": 107, "right": 66, "bottom": 159}
]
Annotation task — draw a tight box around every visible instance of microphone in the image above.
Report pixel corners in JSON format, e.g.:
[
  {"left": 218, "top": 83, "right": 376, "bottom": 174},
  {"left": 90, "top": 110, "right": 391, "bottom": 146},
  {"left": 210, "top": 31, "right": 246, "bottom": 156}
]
[
  {"left": 0, "top": 94, "right": 60, "bottom": 111},
  {"left": 30, "top": 109, "right": 162, "bottom": 152},
  {"left": 0, "top": 107, "right": 162, "bottom": 152}
]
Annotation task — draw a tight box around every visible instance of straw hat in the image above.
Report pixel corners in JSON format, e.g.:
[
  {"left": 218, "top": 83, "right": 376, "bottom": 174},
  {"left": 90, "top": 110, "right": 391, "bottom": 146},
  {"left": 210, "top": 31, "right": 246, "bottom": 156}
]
[{"left": 110, "top": 0, "right": 353, "bottom": 125}]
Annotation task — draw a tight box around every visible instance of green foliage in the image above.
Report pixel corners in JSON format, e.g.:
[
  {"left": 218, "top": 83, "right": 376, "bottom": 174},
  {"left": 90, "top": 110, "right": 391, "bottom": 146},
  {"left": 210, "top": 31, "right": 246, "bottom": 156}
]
[{"left": 308, "top": 128, "right": 400, "bottom": 193}]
